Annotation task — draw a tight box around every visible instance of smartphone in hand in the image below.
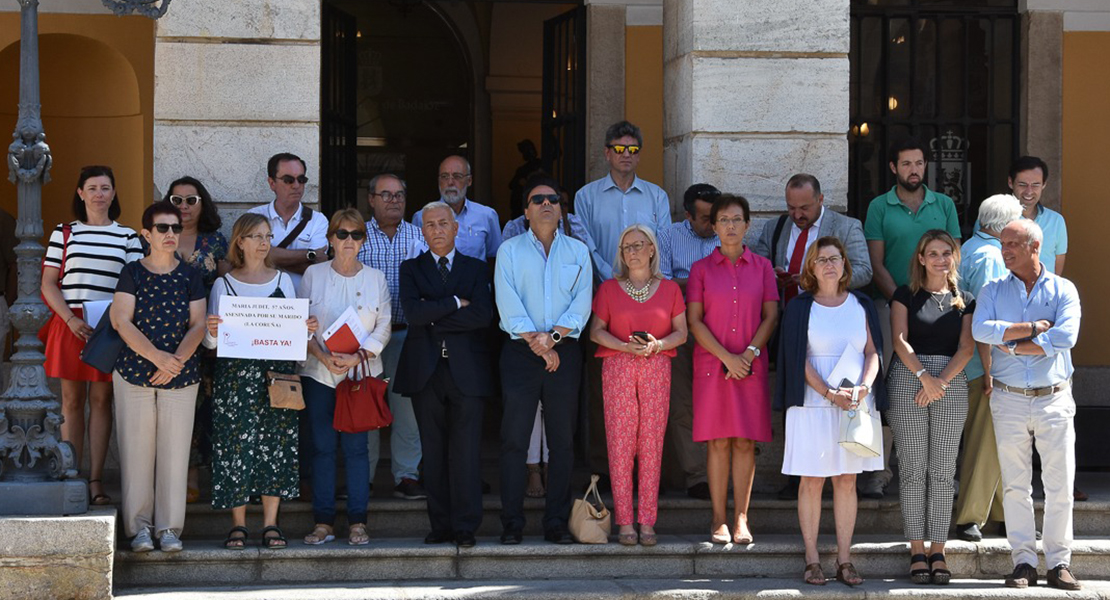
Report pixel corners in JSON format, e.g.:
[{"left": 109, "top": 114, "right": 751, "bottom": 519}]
[{"left": 632, "top": 330, "right": 651, "bottom": 344}]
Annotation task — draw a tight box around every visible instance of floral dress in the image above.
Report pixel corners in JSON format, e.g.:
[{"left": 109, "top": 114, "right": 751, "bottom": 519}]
[
  {"left": 209, "top": 276, "right": 299, "bottom": 509},
  {"left": 187, "top": 231, "right": 228, "bottom": 290}
]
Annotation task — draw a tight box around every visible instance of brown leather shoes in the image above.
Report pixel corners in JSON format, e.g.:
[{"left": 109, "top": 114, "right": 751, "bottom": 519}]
[
  {"left": 1005, "top": 563, "right": 1038, "bottom": 588},
  {"left": 1047, "top": 565, "right": 1082, "bottom": 590}
]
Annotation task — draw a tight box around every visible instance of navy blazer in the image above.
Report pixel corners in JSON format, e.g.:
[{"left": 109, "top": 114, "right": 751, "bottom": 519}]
[
  {"left": 394, "top": 251, "right": 496, "bottom": 398},
  {"left": 773, "top": 290, "right": 888, "bottom": 412}
]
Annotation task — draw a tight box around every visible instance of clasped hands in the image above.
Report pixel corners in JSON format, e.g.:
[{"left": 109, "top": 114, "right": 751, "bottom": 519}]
[
  {"left": 722, "top": 348, "right": 757, "bottom": 380},
  {"left": 624, "top": 333, "right": 662, "bottom": 358},
  {"left": 825, "top": 385, "right": 870, "bottom": 411},
  {"left": 520, "top": 331, "right": 560, "bottom": 373}
]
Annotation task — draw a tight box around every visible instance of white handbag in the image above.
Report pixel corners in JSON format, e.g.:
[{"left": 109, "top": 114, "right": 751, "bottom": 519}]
[{"left": 838, "top": 387, "right": 882, "bottom": 458}]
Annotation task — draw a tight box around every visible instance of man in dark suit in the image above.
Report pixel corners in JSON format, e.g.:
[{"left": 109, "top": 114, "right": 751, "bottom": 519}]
[{"left": 395, "top": 201, "right": 495, "bottom": 548}]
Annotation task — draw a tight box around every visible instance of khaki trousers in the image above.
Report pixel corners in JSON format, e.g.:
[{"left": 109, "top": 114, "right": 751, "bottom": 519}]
[
  {"left": 953, "top": 376, "right": 1005, "bottom": 527},
  {"left": 664, "top": 337, "right": 706, "bottom": 488},
  {"left": 113, "top": 373, "right": 198, "bottom": 538}
]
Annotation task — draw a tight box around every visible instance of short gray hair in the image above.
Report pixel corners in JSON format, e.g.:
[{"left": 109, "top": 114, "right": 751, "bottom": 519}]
[
  {"left": 1011, "top": 218, "right": 1043, "bottom": 247},
  {"left": 977, "top": 194, "right": 1022, "bottom": 234},
  {"left": 420, "top": 201, "right": 456, "bottom": 224},
  {"left": 369, "top": 173, "right": 406, "bottom": 193}
]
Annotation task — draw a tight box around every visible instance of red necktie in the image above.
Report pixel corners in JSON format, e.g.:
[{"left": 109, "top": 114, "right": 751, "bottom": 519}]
[{"left": 784, "top": 226, "right": 809, "bottom": 305}]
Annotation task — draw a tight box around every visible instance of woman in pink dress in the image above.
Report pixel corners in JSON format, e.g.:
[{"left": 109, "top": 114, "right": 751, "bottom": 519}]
[{"left": 687, "top": 194, "right": 780, "bottom": 545}]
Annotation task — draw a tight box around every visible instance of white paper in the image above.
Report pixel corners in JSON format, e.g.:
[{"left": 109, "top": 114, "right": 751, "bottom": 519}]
[
  {"left": 217, "top": 296, "right": 310, "bottom": 361},
  {"left": 82, "top": 299, "right": 112, "bottom": 330},
  {"left": 322, "top": 305, "right": 369, "bottom": 348},
  {"left": 826, "top": 345, "right": 864, "bottom": 389}
]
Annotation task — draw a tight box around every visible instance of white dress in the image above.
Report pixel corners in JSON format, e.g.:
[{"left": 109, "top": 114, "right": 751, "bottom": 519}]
[{"left": 781, "top": 294, "right": 885, "bottom": 477}]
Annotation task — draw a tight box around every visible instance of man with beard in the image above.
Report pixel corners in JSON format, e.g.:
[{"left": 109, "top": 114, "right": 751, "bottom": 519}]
[
  {"left": 861, "top": 137, "right": 961, "bottom": 499},
  {"left": 413, "top": 155, "right": 503, "bottom": 262}
]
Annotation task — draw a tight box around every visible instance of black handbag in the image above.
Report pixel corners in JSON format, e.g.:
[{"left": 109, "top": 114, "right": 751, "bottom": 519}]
[{"left": 80, "top": 304, "right": 124, "bottom": 374}]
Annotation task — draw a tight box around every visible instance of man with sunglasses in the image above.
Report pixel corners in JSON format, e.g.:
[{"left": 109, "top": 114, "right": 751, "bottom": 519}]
[
  {"left": 356, "top": 174, "right": 427, "bottom": 501},
  {"left": 248, "top": 152, "right": 329, "bottom": 291},
  {"left": 412, "top": 155, "right": 502, "bottom": 263},
  {"left": 575, "top": 121, "right": 672, "bottom": 283}
]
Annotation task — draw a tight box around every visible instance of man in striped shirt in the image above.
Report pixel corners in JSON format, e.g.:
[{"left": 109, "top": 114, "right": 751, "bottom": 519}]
[
  {"left": 657, "top": 183, "right": 721, "bottom": 500},
  {"left": 357, "top": 173, "right": 426, "bottom": 501}
]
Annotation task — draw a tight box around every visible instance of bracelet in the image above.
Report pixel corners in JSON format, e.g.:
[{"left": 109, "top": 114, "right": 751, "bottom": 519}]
[
  {"left": 823, "top": 388, "right": 831, "bottom": 400},
  {"left": 64, "top": 314, "right": 75, "bottom": 325}
]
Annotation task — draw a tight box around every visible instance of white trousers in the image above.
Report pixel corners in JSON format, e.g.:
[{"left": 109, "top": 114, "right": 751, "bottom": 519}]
[{"left": 990, "top": 386, "right": 1076, "bottom": 569}]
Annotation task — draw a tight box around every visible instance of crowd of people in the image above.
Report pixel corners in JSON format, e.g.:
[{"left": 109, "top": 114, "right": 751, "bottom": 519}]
[{"left": 41, "top": 121, "right": 1082, "bottom": 590}]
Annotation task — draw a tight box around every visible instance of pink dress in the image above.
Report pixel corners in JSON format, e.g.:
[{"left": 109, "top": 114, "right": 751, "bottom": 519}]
[{"left": 687, "top": 247, "right": 778, "bottom": 442}]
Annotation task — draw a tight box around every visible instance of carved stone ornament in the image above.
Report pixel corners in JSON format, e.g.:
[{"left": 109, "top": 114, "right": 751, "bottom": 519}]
[{"left": 101, "top": 0, "right": 172, "bottom": 19}]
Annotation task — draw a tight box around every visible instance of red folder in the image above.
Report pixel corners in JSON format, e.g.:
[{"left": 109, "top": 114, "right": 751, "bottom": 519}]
[{"left": 324, "top": 324, "right": 361, "bottom": 354}]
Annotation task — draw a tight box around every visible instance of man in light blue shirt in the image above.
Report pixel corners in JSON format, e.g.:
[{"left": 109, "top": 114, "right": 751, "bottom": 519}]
[
  {"left": 412, "top": 155, "right": 503, "bottom": 262},
  {"left": 494, "top": 177, "right": 592, "bottom": 545},
  {"left": 952, "top": 193, "right": 1022, "bottom": 542},
  {"left": 575, "top": 121, "right": 672, "bottom": 281},
  {"left": 971, "top": 219, "right": 1082, "bottom": 591},
  {"left": 974, "top": 156, "right": 1068, "bottom": 274},
  {"left": 501, "top": 211, "right": 597, "bottom": 257}
]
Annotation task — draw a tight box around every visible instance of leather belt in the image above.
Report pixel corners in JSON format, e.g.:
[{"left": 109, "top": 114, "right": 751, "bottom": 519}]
[
  {"left": 996, "top": 380, "right": 1070, "bottom": 398},
  {"left": 392, "top": 323, "right": 407, "bottom": 332},
  {"left": 441, "top": 346, "right": 449, "bottom": 359}
]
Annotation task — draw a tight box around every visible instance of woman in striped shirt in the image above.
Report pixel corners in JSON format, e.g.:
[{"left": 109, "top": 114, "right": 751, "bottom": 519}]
[{"left": 41, "top": 165, "right": 143, "bottom": 506}]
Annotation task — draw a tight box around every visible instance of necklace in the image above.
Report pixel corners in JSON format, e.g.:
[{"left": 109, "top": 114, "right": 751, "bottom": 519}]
[
  {"left": 623, "top": 276, "right": 654, "bottom": 303},
  {"left": 927, "top": 288, "right": 949, "bottom": 310}
]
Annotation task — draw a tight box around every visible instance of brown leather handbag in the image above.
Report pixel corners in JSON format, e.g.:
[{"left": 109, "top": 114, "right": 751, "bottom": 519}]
[
  {"left": 267, "top": 371, "right": 305, "bottom": 410},
  {"left": 333, "top": 349, "right": 392, "bottom": 433}
]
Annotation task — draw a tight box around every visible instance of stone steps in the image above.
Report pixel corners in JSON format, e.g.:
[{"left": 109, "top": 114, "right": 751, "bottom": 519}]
[{"left": 113, "top": 534, "right": 1110, "bottom": 589}]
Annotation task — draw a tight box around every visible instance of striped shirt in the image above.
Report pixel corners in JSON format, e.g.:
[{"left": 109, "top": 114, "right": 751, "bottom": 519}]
[
  {"left": 43, "top": 221, "right": 143, "bottom": 308},
  {"left": 657, "top": 220, "right": 719, "bottom": 281},
  {"left": 357, "top": 218, "right": 424, "bottom": 325}
]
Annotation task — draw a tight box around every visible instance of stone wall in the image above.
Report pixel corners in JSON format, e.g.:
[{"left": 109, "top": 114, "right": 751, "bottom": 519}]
[
  {"left": 0, "top": 509, "right": 115, "bottom": 600},
  {"left": 662, "top": 0, "right": 850, "bottom": 218},
  {"left": 153, "top": 0, "right": 321, "bottom": 232}
]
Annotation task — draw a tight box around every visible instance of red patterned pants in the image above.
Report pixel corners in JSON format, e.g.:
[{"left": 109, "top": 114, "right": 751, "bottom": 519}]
[{"left": 602, "top": 353, "right": 671, "bottom": 526}]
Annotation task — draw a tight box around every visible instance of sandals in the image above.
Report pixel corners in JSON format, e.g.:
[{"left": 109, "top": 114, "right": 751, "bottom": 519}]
[
  {"left": 910, "top": 552, "right": 931, "bottom": 584},
  {"left": 929, "top": 553, "right": 951, "bottom": 585},
  {"left": 224, "top": 526, "right": 248, "bottom": 550},
  {"left": 261, "top": 526, "right": 287, "bottom": 550},
  {"left": 348, "top": 523, "right": 369, "bottom": 546},
  {"left": 303, "top": 524, "right": 335, "bottom": 545},
  {"left": 88, "top": 479, "right": 111, "bottom": 506},
  {"left": 836, "top": 561, "right": 864, "bottom": 586},
  {"left": 639, "top": 527, "right": 658, "bottom": 547},
  {"left": 804, "top": 563, "right": 826, "bottom": 586},
  {"left": 525, "top": 464, "right": 546, "bottom": 498},
  {"left": 618, "top": 529, "right": 638, "bottom": 546}
]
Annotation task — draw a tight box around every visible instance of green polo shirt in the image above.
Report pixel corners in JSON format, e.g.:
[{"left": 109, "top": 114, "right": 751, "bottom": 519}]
[{"left": 863, "top": 185, "right": 961, "bottom": 288}]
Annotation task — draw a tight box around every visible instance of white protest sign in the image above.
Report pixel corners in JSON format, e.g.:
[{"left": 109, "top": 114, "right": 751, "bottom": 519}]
[{"left": 217, "top": 296, "right": 310, "bottom": 361}]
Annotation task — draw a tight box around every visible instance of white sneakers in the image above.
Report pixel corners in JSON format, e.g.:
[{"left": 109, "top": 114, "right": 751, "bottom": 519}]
[
  {"left": 130, "top": 528, "right": 183, "bottom": 553},
  {"left": 130, "top": 528, "right": 154, "bottom": 552},
  {"left": 158, "top": 529, "right": 183, "bottom": 552}
]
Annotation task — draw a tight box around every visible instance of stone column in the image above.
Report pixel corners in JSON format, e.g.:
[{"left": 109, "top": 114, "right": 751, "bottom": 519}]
[
  {"left": 1020, "top": 10, "right": 1063, "bottom": 211},
  {"left": 153, "top": 1, "right": 321, "bottom": 230},
  {"left": 585, "top": 3, "right": 626, "bottom": 183},
  {"left": 663, "top": 0, "right": 850, "bottom": 217}
]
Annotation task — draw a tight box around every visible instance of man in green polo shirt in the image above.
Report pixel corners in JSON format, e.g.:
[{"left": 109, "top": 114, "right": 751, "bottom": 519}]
[{"left": 860, "top": 136, "right": 961, "bottom": 499}]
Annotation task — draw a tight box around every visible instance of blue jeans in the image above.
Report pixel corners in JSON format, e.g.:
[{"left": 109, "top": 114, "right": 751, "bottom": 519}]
[
  {"left": 367, "top": 328, "right": 422, "bottom": 485},
  {"left": 303, "top": 376, "right": 369, "bottom": 525}
]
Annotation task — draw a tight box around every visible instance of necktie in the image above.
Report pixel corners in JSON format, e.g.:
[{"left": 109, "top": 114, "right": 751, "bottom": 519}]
[
  {"left": 438, "top": 255, "right": 449, "bottom": 284},
  {"left": 784, "top": 226, "right": 809, "bottom": 305}
]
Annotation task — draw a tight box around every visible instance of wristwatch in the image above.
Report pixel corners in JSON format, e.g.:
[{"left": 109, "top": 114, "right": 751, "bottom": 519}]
[
  {"left": 746, "top": 345, "right": 760, "bottom": 357},
  {"left": 1005, "top": 340, "right": 1018, "bottom": 356},
  {"left": 549, "top": 329, "right": 562, "bottom": 344},
  {"left": 305, "top": 249, "right": 317, "bottom": 263},
  {"left": 914, "top": 368, "right": 927, "bottom": 379}
]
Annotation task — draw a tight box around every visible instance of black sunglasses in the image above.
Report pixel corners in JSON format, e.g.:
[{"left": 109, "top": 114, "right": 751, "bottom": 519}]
[
  {"left": 528, "top": 194, "right": 561, "bottom": 205},
  {"left": 277, "top": 175, "right": 309, "bottom": 185},
  {"left": 334, "top": 229, "right": 366, "bottom": 241},
  {"left": 152, "top": 223, "right": 184, "bottom": 234},
  {"left": 169, "top": 194, "right": 201, "bottom": 206}
]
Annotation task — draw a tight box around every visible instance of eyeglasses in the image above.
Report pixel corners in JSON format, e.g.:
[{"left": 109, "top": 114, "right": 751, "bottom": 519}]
[
  {"left": 528, "top": 194, "right": 561, "bottom": 205},
  {"left": 152, "top": 223, "right": 184, "bottom": 234},
  {"left": 607, "top": 144, "right": 641, "bottom": 156},
  {"left": 438, "top": 173, "right": 469, "bottom": 183},
  {"left": 243, "top": 233, "right": 274, "bottom": 242},
  {"left": 334, "top": 229, "right": 366, "bottom": 241},
  {"left": 716, "top": 216, "right": 747, "bottom": 227},
  {"left": 814, "top": 255, "right": 844, "bottom": 267},
  {"left": 277, "top": 174, "right": 309, "bottom": 185},
  {"left": 620, "top": 241, "right": 651, "bottom": 254},
  {"left": 373, "top": 191, "right": 406, "bottom": 203},
  {"left": 168, "top": 194, "right": 201, "bottom": 206}
]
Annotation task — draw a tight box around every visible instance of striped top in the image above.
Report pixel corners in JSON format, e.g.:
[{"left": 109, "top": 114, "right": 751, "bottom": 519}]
[{"left": 43, "top": 221, "right": 143, "bottom": 308}]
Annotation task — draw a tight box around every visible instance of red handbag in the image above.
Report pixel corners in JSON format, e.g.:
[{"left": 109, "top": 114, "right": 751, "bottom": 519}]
[{"left": 333, "top": 349, "right": 393, "bottom": 434}]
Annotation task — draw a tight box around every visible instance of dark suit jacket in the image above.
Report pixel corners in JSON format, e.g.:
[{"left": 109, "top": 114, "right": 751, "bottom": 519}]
[{"left": 394, "top": 250, "right": 496, "bottom": 397}]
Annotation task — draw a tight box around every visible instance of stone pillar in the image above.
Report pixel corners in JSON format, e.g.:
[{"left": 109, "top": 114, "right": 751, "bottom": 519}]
[
  {"left": 153, "top": 1, "right": 321, "bottom": 231},
  {"left": 1020, "top": 10, "right": 1064, "bottom": 211},
  {"left": 585, "top": 3, "right": 626, "bottom": 183},
  {"left": 0, "top": 509, "right": 115, "bottom": 600},
  {"left": 663, "top": 0, "right": 851, "bottom": 217}
]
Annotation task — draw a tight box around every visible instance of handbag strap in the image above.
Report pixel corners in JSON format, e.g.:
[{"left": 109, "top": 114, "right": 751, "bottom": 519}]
[
  {"left": 276, "top": 205, "right": 312, "bottom": 249},
  {"left": 582, "top": 473, "right": 605, "bottom": 507}
]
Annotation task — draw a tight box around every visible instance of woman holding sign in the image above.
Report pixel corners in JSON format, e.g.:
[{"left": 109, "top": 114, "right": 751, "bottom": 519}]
[
  {"left": 773, "top": 237, "right": 885, "bottom": 586},
  {"left": 203, "top": 213, "right": 316, "bottom": 550},
  {"left": 299, "top": 208, "right": 391, "bottom": 546}
]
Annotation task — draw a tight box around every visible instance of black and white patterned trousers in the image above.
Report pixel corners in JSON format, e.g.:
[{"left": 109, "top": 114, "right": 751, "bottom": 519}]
[{"left": 887, "top": 354, "right": 968, "bottom": 542}]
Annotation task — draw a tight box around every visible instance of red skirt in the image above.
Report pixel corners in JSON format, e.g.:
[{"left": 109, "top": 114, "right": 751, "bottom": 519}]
[{"left": 43, "top": 308, "right": 112, "bottom": 383}]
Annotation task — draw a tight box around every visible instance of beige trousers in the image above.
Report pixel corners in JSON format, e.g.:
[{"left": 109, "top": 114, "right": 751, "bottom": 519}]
[
  {"left": 953, "top": 376, "right": 1005, "bottom": 526},
  {"left": 113, "top": 372, "right": 197, "bottom": 538}
]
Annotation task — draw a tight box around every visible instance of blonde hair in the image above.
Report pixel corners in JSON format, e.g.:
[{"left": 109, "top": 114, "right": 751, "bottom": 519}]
[
  {"left": 327, "top": 207, "right": 368, "bottom": 240},
  {"left": 908, "top": 229, "right": 965, "bottom": 310},
  {"left": 799, "top": 236, "right": 852, "bottom": 294},
  {"left": 612, "top": 224, "right": 662, "bottom": 280},
  {"left": 228, "top": 213, "right": 275, "bottom": 269}
]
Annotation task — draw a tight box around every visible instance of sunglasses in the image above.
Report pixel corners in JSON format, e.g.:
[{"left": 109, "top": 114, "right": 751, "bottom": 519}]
[
  {"left": 334, "top": 229, "right": 366, "bottom": 241},
  {"left": 169, "top": 194, "right": 201, "bottom": 206},
  {"left": 607, "top": 144, "right": 641, "bottom": 155},
  {"left": 528, "top": 194, "right": 561, "bottom": 205},
  {"left": 277, "top": 175, "right": 309, "bottom": 185},
  {"left": 152, "top": 223, "right": 184, "bottom": 234}
]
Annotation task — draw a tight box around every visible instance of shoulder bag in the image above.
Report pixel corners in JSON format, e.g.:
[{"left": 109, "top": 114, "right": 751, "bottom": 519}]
[
  {"left": 79, "top": 259, "right": 133, "bottom": 374},
  {"left": 333, "top": 348, "right": 392, "bottom": 433}
]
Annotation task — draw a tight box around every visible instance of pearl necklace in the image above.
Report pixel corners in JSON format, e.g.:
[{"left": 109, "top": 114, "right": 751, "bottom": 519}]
[{"left": 623, "top": 276, "right": 654, "bottom": 303}]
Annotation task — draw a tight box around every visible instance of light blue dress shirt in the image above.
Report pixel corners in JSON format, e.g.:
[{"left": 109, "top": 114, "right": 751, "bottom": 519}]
[
  {"left": 501, "top": 212, "right": 597, "bottom": 256},
  {"left": 494, "top": 229, "right": 593, "bottom": 340},
  {"left": 412, "top": 198, "right": 503, "bottom": 262},
  {"left": 574, "top": 173, "right": 672, "bottom": 281},
  {"left": 973, "top": 204, "right": 1068, "bottom": 273},
  {"left": 658, "top": 220, "right": 719, "bottom": 280},
  {"left": 958, "top": 231, "right": 1009, "bottom": 380},
  {"left": 971, "top": 266, "right": 1081, "bottom": 389}
]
